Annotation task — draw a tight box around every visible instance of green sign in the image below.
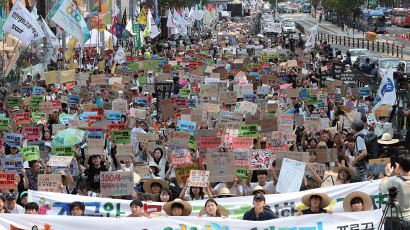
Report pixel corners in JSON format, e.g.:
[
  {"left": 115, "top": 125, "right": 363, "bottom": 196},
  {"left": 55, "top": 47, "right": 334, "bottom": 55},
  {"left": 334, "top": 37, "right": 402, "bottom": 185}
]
[
  {"left": 180, "top": 89, "right": 191, "bottom": 98},
  {"left": 306, "top": 95, "right": 318, "bottom": 105},
  {"left": 32, "top": 112, "right": 47, "bottom": 123},
  {"left": 6, "top": 97, "right": 21, "bottom": 108},
  {"left": 298, "top": 88, "right": 311, "bottom": 101},
  {"left": 52, "top": 146, "right": 74, "bottom": 156},
  {"left": 236, "top": 167, "right": 249, "bottom": 182},
  {"left": 238, "top": 124, "right": 259, "bottom": 139},
  {"left": 21, "top": 146, "right": 40, "bottom": 161},
  {"left": 30, "top": 96, "right": 44, "bottom": 110},
  {"left": 111, "top": 130, "right": 131, "bottom": 144},
  {"left": 0, "top": 118, "right": 9, "bottom": 131}
]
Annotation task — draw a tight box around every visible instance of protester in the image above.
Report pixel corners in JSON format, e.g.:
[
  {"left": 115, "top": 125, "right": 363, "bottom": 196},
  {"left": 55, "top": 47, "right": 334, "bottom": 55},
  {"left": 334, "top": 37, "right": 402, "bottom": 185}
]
[
  {"left": 4, "top": 193, "right": 24, "bottom": 214},
  {"left": 198, "top": 199, "right": 228, "bottom": 218},
  {"left": 350, "top": 120, "right": 370, "bottom": 181},
  {"left": 163, "top": 199, "right": 192, "bottom": 216},
  {"left": 24, "top": 202, "right": 39, "bottom": 214},
  {"left": 0, "top": 196, "right": 10, "bottom": 214},
  {"left": 296, "top": 192, "right": 333, "bottom": 216},
  {"left": 69, "top": 202, "right": 85, "bottom": 216},
  {"left": 332, "top": 166, "right": 355, "bottom": 185},
  {"left": 143, "top": 177, "right": 169, "bottom": 195},
  {"left": 343, "top": 191, "right": 372, "bottom": 212},
  {"left": 243, "top": 194, "right": 276, "bottom": 221},
  {"left": 128, "top": 200, "right": 149, "bottom": 217}
]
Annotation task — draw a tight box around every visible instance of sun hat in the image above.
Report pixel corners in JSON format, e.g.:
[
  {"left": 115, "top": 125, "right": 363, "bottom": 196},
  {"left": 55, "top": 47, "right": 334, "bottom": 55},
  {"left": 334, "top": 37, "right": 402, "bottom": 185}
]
[
  {"left": 199, "top": 204, "right": 228, "bottom": 217},
  {"left": 377, "top": 133, "right": 399, "bottom": 145},
  {"left": 247, "top": 185, "right": 272, "bottom": 196},
  {"left": 163, "top": 198, "right": 192, "bottom": 216},
  {"left": 343, "top": 191, "right": 372, "bottom": 212},
  {"left": 332, "top": 166, "right": 356, "bottom": 178},
  {"left": 143, "top": 177, "right": 168, "bottom": 194},
  {"left": 215, "top": 188, "right": 237, "bottom": 198},
  {"left": 301, "top": 192, "right": 331, "bottom": 209}
]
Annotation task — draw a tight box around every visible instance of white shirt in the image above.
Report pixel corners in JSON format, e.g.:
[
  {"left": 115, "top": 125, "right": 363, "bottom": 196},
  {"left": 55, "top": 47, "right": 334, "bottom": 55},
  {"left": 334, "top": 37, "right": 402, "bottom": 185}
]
[
  {"left": 247, "top": 181, "right": 276, "bottom": 194},
  {"left": 213, "top": 183, "right": 244, "bottom": 196},
  {"left": 6, "top": 203, "right": 25, "bottom": 214}
]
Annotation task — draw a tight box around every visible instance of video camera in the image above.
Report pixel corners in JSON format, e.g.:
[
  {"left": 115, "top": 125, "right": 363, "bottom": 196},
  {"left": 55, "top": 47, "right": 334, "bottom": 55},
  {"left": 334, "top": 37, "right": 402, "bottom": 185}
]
[{"left": 394, "top": 62, "right": 409, "bottom": 88}]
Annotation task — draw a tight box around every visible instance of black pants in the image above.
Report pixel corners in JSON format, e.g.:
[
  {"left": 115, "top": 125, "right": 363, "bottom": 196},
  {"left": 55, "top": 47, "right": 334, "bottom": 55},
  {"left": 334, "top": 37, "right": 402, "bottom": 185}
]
[{"left": 384, "top": 217, "right": 410, "bottom": 230}]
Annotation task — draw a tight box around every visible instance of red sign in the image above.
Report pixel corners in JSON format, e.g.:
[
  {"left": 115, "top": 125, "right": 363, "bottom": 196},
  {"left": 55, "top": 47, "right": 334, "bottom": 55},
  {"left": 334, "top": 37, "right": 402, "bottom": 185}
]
[
  {"left": 107, "top": 123, "right": 126, "bottom": 133},
  {"left": 49, "top": 100, "right": 62, "bottom": 109},
  {"left": 22, "top": 127, "right": 41, "bottom": 139},
  {"left": 14, "top": 113, "right": 31, "bottom": 124},
  {"left": 0, "top": 172, "right": 17, "bottom": 190},
  {"left": 232, "top": 137, "right": 254, "bottom": 149},
  {"left": 199, "top": 137, "right": 222, "bottom": 149}
]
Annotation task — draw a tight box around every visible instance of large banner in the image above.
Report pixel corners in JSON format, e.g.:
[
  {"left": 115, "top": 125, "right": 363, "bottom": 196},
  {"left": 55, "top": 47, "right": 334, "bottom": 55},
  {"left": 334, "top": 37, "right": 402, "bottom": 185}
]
[
  {"left": 0, "top": 210, "right": 382, "bottom": 230},
  {"left": 28, "top": 180, "right": 387, "bottom": 218}
]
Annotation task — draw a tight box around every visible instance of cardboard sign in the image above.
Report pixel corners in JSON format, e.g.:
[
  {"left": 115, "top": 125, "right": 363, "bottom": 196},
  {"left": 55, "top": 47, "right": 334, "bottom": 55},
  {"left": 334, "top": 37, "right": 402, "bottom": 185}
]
[
  {"left": 232, "top": 137, "right": 253, "bottom": 149},
  {"left": 218, "top": 91, "right": 237, "bottom": 104},
  {"left": 314, "top": 149, "right": 338, "bottom": 163},
  {"left": 111, "top": 130, "right": 131, "bottom": 144},
  {"left": 136, "top": 133, "right": 159, "bottom": 142},
  {"left": 91, "top": 75, "right": 106, "bottom": 85},
  {"left": 199, "top": 137, "right": 222, "bottom": 149},
  {"left": 154, "top": 83, "right": 172, "bottom": 100},
  {"left": 112, "top": 99, "right": 128, "bottom": 114},
  {"left": 47, "top": 156, "right": 73, "bottom": 167},
  {"left": 116, "top": 144, "right": 133, "bottom": 161},
  {"left": 38, "top": 102, "right": 54, "bottom": 114},
  {"left": 1, "top": 157, "right": 23, "bottom": 173},
  {"left": 0, "top": 172, "right": 17, "bottom": 190},
  {"left": 175, "top": 163, "right": 198, "bottom": 184},
  {"left": 32, "top": 112, "right": 47, "bottom": 123},
  {"left": 22, "top": 127, "right": 41, "bottom": 139},
  {"left": 87, "top": 139, "right": 104, "bottom": 156},
  {"left": 169, "top": 131, "right": 190, "bottom": 150},
  {"left": 188, "top": 170, "right": 210, "bottom": 187},
  {"left": 38, "top": 174, "right": 62, "bottom": 192},
  {"left": 248, "top": 149, "right": 272, "bottom": 170},
  {"left": 21, "top": 146, "right": 40, "bottom": 161},
  {"left": 159, "top": 99, "right": 175, "bottom": 119},
  {"left": 134, "top": 166, "right": 151, "bottom": 180},
  {"left": 205, "top": 151, "right": 235, "bottom": 182},
  {"left": 235, "top": 101, "right": 257, "bottom": 115},
  {"left": 171, "top": 149, "right": 192, "bottom": 166},
  {"left": 275, "top": 152, "right": 310, "bottom": 169},
  {"left": 304, "top": 117, "right": 320, "bottom": 132},
  {"left": 100, "top": 171, "right": 134, "bottom": 196},
  {"left": 52, "top": 146, "right": 74, "bottom": 157},
  {"left": 234, "top": 149, "right": 249, "bottom": 168}
]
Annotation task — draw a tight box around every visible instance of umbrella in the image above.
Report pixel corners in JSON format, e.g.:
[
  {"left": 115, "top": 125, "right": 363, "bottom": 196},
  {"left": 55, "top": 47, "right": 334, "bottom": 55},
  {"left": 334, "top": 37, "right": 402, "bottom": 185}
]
[{"left": 51, "top": 128, "right": 85, "bottom": 146}]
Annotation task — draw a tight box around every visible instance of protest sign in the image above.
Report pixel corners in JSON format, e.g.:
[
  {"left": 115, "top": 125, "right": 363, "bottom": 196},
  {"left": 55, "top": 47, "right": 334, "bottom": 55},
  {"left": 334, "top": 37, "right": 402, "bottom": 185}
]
[
  {"left": 238, "top": 124, "right": 258, "bottom": 138},
  {"left": 111, "top": 130, "right": 131, "bottom": 144},
  {"left": 21, "top": 146, "right": 40, "bottom": 161},
  {"left": 52, "top": 124, "right": 66, "bottom": 135},
  {"left": 22, "top": 127, "right": 41, "bottom": 139},
  {"left": 30, "top": 96, "right": 44, "bottom": 109},
  {"left": 232, "top": 137, "right": 253, "bottom": 149},
  {"left": 248, "top": 149, "right": 272, "bottom": 170},
  {"left": 116, "top": 144, "right": 133, "bottom": 161},
  {"left": 0, "top": 118, "right": 9, "bottom": 131},
  {"left": 298, "top": 88, "right": 311, "bottom": 101},
  {"left": 275, "top": 152, "right": 310, "bottom": 169},
  {"left": 38, "top": 174, "right": 62, "bottom": 192},
  {"left": 112, "top": 99, "right": 128, "bottom": 114},
  {"left": 136, "top": 133, "right": 159, "bottom": 142},
  {"left": 168, "top": 131, "right": 190, "bottom": 150},
  {"left": 171, "top": 149, "right": 192, "bottom": 166},
  {"left": 304, "top": 117, "right": 320, "bottom": 132},
  {"left": 49, "top": 100, "right": 62, "bottom": 109},
  {"left": 188, "top": 170, "right": 209, "bottom": 188},
  {"left": 3, "top": 133, "right": 23, "bottom": 147},
  {"left": 100, "top": 171, "right": 134, "bottom": 196},
  {"left": 52, "top": 146, "right": 74, "bottom": 157},
  {"left": 235, "top": 101, "right": 257, "bottom": 115},
  {"left": 199, "top": 137, "right": 222, "bottom": 149},
  {"left": 6, "top": 97, "right": 21, "bottom": 108},
  {"left": 175, "top": 163, "right": 198, "bottom": 184},
  {"left": 135, "top": 166, "right": 151, "bottom": 181},
  {"left": 32, "top": 112, "right": 47, "bottom": 123},
  {"left": 276, "top": 158, "right": 306, "bottom": 193},
  {"left": 47, "top": 156, "right": 73, "bottom": 167},
  {"left": 177, "top": 120, "right": 196, "bottom": 134},
  {"left": 1, "top": 157, "right": 24, "bottom": 173},
  {"left": 13, "top": 112, "right": 31, "bottom": 125},
  {"left": 159, "top": 99, "right": 175, "bottom": 119},
  {"left": 0, "top": 172, "right": 16, "bottom": 190},
  {"left": 205, "top": 151, "right": 235, "bottom": 182},
  {"left": 369, "top": 158, "right": 390, "bottom": 176}
]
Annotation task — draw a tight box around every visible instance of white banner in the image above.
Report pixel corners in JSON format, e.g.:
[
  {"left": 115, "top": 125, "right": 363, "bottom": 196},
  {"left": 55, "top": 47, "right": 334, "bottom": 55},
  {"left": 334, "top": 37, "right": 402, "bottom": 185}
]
[
  {"left": 28, "top": 180, "right": 386, "bottom": 218},
  {"left": 114, "top": 46, "right": 126, "bottom": 65},
  {"left": 0, "top": 211, "right": 382, "bottom": 230},
  {"left": 2, "top": 0, "right": 45, "bottom": 46}
]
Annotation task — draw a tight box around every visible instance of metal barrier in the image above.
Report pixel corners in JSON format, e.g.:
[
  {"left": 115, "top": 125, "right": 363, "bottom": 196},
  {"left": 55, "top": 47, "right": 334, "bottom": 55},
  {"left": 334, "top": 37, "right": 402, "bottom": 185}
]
[{"left": 316, "top": 33, "right": 403, "bottom": 58}]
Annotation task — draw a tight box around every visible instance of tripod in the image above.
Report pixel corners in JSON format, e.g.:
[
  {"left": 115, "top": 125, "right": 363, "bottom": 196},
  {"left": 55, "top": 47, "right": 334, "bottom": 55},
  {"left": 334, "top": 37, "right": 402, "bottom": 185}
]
[{"left": 377, "top": 199, "right": 405, "bottom": 230}]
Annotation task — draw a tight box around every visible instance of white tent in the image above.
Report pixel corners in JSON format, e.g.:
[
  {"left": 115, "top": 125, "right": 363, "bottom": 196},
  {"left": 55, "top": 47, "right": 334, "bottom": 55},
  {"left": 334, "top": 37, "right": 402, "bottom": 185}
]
[{"left": 63, "top": 29, "right": 113, "bottom": 48}]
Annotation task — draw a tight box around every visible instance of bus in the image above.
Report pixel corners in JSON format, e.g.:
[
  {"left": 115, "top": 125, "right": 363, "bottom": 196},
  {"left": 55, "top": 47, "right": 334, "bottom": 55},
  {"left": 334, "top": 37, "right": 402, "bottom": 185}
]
[
  {"left": 302, "top": 3, "right": 311, "bottom": 13},
  {"left": 361, "top": 10, "right": 386, "bottom": 33},
  {"left": 394, "top": 8, "right": 410, "bottom": 27},
  {"left": 392, "top": 8, "right": 404, "bottom": 25}
]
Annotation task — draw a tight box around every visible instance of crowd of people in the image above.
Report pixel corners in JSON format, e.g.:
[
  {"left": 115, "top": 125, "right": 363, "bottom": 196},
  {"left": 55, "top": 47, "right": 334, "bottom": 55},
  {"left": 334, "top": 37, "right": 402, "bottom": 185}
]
[{"left": 0, "top": 5, "right": 409, "bottom": 229}]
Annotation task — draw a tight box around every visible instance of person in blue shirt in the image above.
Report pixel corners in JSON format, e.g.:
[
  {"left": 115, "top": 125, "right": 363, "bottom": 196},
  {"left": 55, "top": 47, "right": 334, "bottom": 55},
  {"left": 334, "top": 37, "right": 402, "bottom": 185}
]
[
  {"left": 243, "top": 194, "right": 276, "bottom": 221},
  {"left": 345, "top": 52, "right": 352, "bottom": 66},
  {"left": 361, "top": 58, "right": 371, "bottom": 74},
  {"left": 368, "top": 63, "right": 378, "bottom": 80}
]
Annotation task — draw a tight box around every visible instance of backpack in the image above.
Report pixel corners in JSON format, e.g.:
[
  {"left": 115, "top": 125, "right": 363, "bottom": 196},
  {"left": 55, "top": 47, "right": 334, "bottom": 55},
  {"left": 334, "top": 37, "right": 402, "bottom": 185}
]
[{"left": 355, "top": 132, "right": 379, "bottom": 160}]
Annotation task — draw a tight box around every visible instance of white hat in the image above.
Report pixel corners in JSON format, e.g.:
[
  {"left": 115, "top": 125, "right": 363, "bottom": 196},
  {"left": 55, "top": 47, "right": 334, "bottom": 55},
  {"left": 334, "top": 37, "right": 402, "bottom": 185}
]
[{"left": 377, "top": 133, "right": 399, "bottom": 145}]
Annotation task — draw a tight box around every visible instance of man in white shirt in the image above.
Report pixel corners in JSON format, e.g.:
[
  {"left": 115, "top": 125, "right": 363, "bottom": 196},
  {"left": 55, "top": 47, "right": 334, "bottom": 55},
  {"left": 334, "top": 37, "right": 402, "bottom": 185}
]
[
  {"left": 246, "top": 170, "right": 277, "bottom": 195},
  {"left": 146, "top": 70, "right": 155, "bottom": 84},
  {"left": 5, "top": 193, "right": 25, "bottom": 214}
]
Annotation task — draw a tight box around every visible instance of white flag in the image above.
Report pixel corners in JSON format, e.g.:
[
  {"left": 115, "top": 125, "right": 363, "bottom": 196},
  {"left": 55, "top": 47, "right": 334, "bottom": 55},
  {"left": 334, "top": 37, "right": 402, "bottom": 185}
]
[
  {"left": 148, "top": 10, "right": 160, "bottom": 39},
  {"left": 42, "top": 18, "right": 59, "bottom": 48},
  {"left": 372, "top": 65, "right": 396, "bottom": 113},
  {"left": 114, "top": 46, "right": 126, "bottom": 65},
  {"left": 2, "top": 0, "right": 45, "bottom": 46},
  {"left": 304, "top": 25, "right": 318, "bottom": 51},
  {"left": 166, "top": 9, "right": 175, "bottom": 29}
]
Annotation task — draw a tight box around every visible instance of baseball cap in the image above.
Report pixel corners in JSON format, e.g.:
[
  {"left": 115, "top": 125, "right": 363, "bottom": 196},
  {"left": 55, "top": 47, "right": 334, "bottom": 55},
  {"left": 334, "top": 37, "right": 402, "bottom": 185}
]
[
  {"left": 5, "top": 193, "right": 16, "bottom": 200},
  {"left": 253, "top": 194, "right": 265, "bottom": 201}
]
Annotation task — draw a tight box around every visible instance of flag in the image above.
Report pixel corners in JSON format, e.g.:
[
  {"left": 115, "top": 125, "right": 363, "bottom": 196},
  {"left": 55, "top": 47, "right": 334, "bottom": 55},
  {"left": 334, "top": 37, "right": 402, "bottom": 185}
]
[
  {"left": 133, "top": 23, "right": 141, "bottom": 49},
  {"left": 49, "top": 0, "right": 90, "bottom": 44},
  {"left": 148, "top": 10, "right": 160, "bottom": 39},
  {"left": 41, "top": 18, "right": 59, "bottom": 48},
  {"left": 111, "top": 61, "right": 116, "bottom": 74},
  {"left": 112, "top": 2, "right": 120, "bottom": 17},
  {"left": 167, "top": 9, "right": 175, "bottom": 29},
  {"left": 372, "top": 65, "right": 396, "bottom": 113},
  {"left": 121, "top": 8, "right": 127, "bottom": 26},
  {"left": 114, "top": 46, "right": 126, "bottom": 64},
  {"left": 2, "top": 0, "right": 45, "bottom": 46},
  {"left": 143, "top": 10, "right": 151, "bottom": 38},
  {"left": 91, "top": 0, "right": 112, "bottom": 31},
  {"left": 137, "top": 8, "right": 147, "bottom": 26},
  {"left": 96, "top": 59, "right": 105, "bottom": 70},
  {"left": 154, "top": 0, "right": 160, "bottom": 25},
  {"left": 0, "top": 4, "right": 8, "bottom": 40},
  {"left": 304, "top": 25, "right": 318, "bottom": 51},
  {"left": 109, "top": 17, "right": 117, "bottom": 34},
  {"left": 105, "top": 36, "right": 113, "bottom": 50}
]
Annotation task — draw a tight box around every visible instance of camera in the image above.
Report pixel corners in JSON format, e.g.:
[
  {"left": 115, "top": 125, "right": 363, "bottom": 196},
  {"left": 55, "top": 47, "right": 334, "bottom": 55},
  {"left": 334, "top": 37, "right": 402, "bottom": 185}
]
[
  {"left": 388, "top": 186, "right": 399, "bottom": 206},
  {"left": 356, "top": 160, "right": 367, "bottom": 175}
]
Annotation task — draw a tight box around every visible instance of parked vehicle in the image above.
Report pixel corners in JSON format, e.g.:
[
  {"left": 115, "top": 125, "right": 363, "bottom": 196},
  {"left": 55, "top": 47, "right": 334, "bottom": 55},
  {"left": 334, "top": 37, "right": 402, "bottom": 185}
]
[
  {"left": 360, "top": 10, "right": 386, "bottom": 33},
  {"left": 348, "top": 49, "right": 371, "bottom": 63}
]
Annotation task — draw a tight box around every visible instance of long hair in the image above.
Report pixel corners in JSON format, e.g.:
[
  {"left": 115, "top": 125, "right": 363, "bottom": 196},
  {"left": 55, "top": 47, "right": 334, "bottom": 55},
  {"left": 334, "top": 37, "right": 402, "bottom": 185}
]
[
  {"left": 204, "top": 199, "right": 221, "bottom": 217},
  {"left": 189, "top": 186, "right": 205, "bottom": 200}
]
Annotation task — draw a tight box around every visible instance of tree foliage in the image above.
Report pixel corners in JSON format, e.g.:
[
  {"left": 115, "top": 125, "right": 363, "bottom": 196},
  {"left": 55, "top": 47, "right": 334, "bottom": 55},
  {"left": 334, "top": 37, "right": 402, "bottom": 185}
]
[{"left": 322, "top": 0, "right": 366, "bottom": 13}]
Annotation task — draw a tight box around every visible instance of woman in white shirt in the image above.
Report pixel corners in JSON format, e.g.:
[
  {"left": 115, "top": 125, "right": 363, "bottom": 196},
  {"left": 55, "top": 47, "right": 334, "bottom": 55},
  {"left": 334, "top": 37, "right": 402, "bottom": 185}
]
[{"left": 198, "top": 199, "right": 228, "bottom": 218}]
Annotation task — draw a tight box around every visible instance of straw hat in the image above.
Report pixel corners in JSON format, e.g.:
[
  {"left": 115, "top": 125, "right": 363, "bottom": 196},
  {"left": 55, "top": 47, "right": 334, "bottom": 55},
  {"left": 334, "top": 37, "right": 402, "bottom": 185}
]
[
  {"left": 332, "top": 166, "right": 356, "bottom": 178},
  {"left": 143, "top": 177, "right": 169, "bottom": 194},
  {"left": 215, "top": 188, "right": 237, "bottom": 198},
  {"left": 343, "top": 191, "right": 372, "bottom": 212},
  {"left": 199, "top": 204, "right": 228, "bottom": 217},
  {"left": 377, "top": 133, "right": 399, "bottom": 145},
  {"left": 247, "top": 186, "right": 272, "bottom": 196},
  {"left": 54, "top": 170, "right": 69, "bottom": 185},
  {"left": 148, "top": 161, "right": 161, "bottom": 172},
  {"left": 163, "top": 198, "right": 192, "bottom": 216},
  {"left": 122, "top": 168, "right": 141, "bottom": 185},
  {"left": 301, "top": 192, "right": 331, "bottom": 209}
]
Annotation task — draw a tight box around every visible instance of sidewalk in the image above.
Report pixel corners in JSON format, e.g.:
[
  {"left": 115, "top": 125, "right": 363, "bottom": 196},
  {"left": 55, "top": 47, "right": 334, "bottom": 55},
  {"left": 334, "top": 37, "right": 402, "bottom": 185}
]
[{"left": 304, "top": 14, "right": 365, "bottom": 39}]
